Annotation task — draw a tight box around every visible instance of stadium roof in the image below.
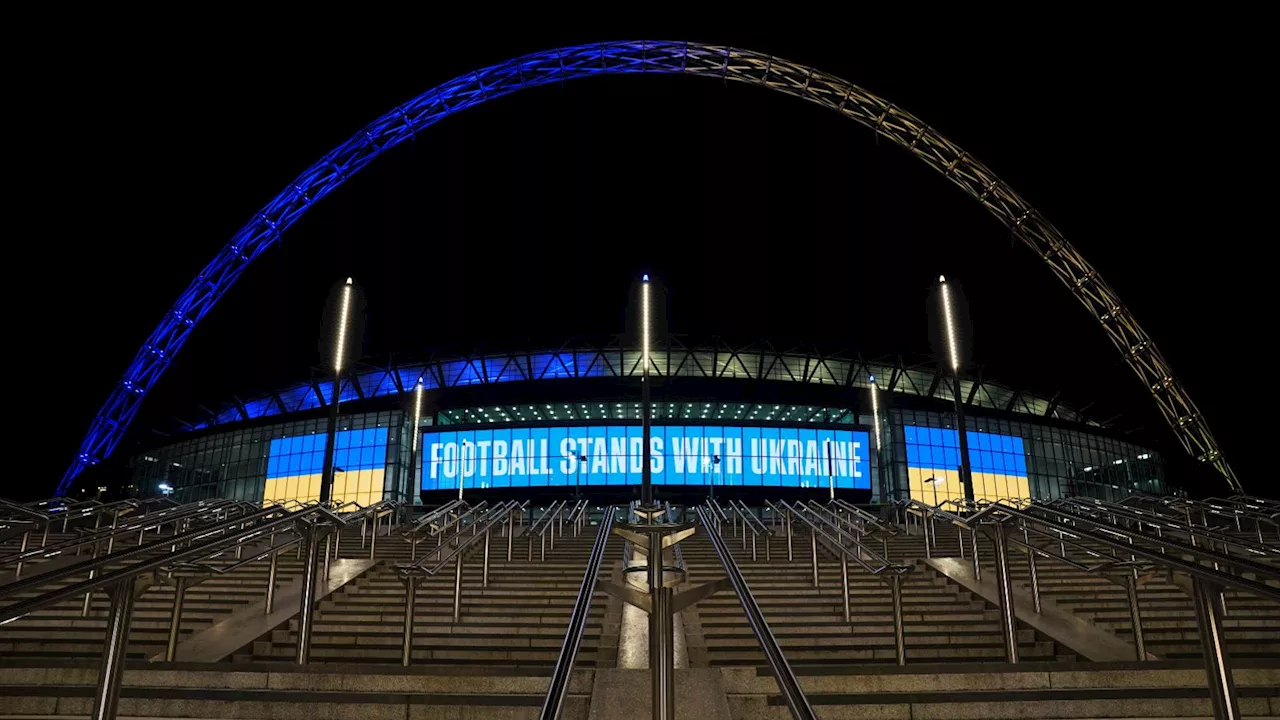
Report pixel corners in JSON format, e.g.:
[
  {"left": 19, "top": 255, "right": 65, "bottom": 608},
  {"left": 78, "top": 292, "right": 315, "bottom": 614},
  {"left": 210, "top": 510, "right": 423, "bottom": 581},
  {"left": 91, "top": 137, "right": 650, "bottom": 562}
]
[{"left": 182, "top": 340, "right": 1098, "bottom": 432}]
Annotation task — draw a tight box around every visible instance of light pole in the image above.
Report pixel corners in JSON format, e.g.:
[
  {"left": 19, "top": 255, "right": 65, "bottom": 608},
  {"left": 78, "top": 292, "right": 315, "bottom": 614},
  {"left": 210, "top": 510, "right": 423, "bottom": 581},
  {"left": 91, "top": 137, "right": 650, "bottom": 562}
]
[
  {"left": 640, "top": 274, "right": 654, "bottom": 508},
  {"left": 938, "top": 275, "right": 975, "bottom": 503},
  {"left": 458, "top": 440, "right": 469, "bottom": 501},
  {"left": 319, "top": 277, "right": 354, "bottom": 505},
  {"left": 407, "top": 380, "right": 424, "bottom": 509},
  {"left": 869, "top": 374, "right": 889, "bottom": 502}
]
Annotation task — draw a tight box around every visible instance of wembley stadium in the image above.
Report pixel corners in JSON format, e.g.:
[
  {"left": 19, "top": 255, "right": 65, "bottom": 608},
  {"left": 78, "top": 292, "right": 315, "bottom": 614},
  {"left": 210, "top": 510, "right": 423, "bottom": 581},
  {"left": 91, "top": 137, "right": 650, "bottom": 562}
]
[{"left": 129, "top": 338, "right": 1168, "bottom": 508}]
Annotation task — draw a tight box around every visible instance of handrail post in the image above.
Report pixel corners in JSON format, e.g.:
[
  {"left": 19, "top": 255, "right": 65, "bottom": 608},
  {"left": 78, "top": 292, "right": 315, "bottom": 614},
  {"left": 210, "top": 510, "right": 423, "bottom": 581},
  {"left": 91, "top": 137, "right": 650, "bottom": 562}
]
[
  {"left": 90, "top": 578, "right": 135, "bottom": 720},
  {"left": 810, "top": 527, "right": 819, "bottom": 588},
  {"left": 1193, "top": 578, "right": 1239, "bottom": 720},
  {"left": 452, "top": 552, "right": 464, "bottom": 623},
  {"left": 483, "top": 527, "right": 491, "bottom": 588},
  {"left": 295, "top": 523, "right": 321, "bottom": 664},
  {"left": 891, "top": 574, "right": 906, "bottom": 666},
  {"left": 751, "top": 532, "right": 757, "bottom": 561},
  {"left": 786, "top": 509, "right": 794, "bottom": 561},
  {"left": 1023, "top": 527, "right": 1041, "bottom": 614},
  {"left": 507, "top": 510, "right": 515, "bottom": 561},
  {"left": 840, "top": 556, "right": 851, "bottom": 623},
  {"left": 164, "top": 576, "right": 187, "bottom": 662},
  {"left": 266, "top": 547, "right": 280, "bottom": 615},
  {"left": 401, "top": 573, "right": 417, "bottom": 667},
  {"left": 990, "top": 522, "right": 1019, "bottom": 663},
  {"left": 370, "top": 513, "right": 378, "bottom": 559},
  {"left": 1126, "top": 573, "right": 1147, "bottom": 661},
  {"left": 970, "top": 528, "right": 981, "bottom": 580}
]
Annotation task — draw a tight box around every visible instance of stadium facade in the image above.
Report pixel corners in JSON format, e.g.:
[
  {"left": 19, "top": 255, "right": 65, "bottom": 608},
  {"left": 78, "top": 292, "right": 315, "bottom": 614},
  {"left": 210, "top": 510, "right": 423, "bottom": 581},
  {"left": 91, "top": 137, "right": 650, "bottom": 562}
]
[{"left": 130, "top": 340, "right": 1168, "bottom": 507}]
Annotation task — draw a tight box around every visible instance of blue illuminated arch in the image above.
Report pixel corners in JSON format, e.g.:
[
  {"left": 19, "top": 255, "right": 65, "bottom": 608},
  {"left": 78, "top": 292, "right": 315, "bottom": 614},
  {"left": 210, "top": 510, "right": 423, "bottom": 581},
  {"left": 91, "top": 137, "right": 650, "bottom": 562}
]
[{"left": 60, "top": 41, "right": 1237, "bottom": 494}]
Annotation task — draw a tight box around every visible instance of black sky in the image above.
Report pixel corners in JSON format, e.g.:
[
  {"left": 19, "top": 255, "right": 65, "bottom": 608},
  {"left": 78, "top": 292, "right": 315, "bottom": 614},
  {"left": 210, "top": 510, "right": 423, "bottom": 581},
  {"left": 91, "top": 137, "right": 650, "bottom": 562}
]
[{"left": 14, "top": 21, "right": 1266, "bottom": 500}]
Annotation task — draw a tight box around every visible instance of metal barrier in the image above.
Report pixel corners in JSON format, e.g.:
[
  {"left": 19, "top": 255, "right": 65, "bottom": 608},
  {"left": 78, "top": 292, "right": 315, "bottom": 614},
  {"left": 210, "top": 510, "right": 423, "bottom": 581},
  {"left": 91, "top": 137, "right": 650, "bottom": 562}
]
[
  {"left": 782, "top": 500, "right": 912, "bottom": 662},
  {"left": 725, "top": 499, "right": 772, "bottom": 560},
  {"left": 538, "top": 506, "right": 615, "bottom": 720},
  {"left": 909, "top": 497, "right": 1280, "bottom": 720},
  {"left": 397, "top": 500, "right": 526, "bottom": 664},
  {"left": 528, "top": 500, "right": 567, "bottom": 561},
  {"left": 695, "top": 506, "right": 817, "bottom": 720},
  {"left": 0, "top": 498, "right": 409, "bottom": 720}
]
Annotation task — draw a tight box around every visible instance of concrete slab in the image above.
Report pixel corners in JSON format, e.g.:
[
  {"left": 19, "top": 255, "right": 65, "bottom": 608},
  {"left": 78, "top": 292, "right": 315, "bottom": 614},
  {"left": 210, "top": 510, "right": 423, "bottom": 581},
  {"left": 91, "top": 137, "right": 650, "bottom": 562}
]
[
  {"left": 925, "top": 557, "right": 1155, "bottom": 662},
  {"left": 588, "top": 668, "right": 731, "bottom": 720},
  {"left": 159, "top": 558, "right": 378, "bottom": 663}
]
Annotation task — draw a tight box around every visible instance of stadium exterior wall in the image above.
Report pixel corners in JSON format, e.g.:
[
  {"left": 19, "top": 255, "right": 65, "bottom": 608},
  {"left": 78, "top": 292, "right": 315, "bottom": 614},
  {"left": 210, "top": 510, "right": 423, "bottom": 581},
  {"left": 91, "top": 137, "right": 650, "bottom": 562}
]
[{"left": 130, "top": 350, "right": 1168, "bottom": 506}]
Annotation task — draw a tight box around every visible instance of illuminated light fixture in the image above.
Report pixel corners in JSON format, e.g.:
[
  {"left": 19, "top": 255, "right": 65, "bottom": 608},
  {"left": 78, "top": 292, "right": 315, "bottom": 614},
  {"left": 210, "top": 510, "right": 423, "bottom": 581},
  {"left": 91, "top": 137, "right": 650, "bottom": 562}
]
[
  {"left": 334, "top": 277, "right": 353, "bottom": 373},
  {"left": 641, "top": 275, "right": 651, "bottom": 373},
  {"left": 938, "top": 275, "right": 960, "bottom": 371},
  {"left": 869, "top": 375, "right": 883, "bottom": 454},
  {"left": 1083, "top": 466, "right": 1094, "bottom": 472},
  {"left": 1138, "top": 453, "right": 1150, "bottom": 460}
]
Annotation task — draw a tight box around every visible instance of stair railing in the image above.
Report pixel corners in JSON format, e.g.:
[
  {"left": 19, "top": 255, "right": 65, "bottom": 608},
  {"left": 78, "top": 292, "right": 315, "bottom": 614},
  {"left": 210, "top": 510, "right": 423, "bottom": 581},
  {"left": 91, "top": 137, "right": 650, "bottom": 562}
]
[
  {"left": 694, "top": 506, "right": 818, "bottom": 720},
  {"left": 566, "top": 499, "right": 590, "bottom": 536},
  {"left": 706, "top": 496, "right": 731, "bottom": 535},
  {"left": 399, "top": 499, "right": 468, "bottom": 560},
  {"left": 725, "top": 499, "right": 772, "bottom": 560},
  {"left": 782, "top": 500, "right": 913, "bottom": 660},
  {"left": 0, "top": 500, "right": 379, "bottom": 720},
  {"left": 527, "top": 500, "right": 567, "bottom": 561},
  {"left": 396, "top": 499, "right": 527, "bottom": 664},
  {"left": 538, "top": 506, "right": 616, "bottom": 720},
  {"left": 1, "top": 498, "right": 251, "bottom": 580},
  {"left": 953, "top": 499, "right": 1280, "bottom": 719}
]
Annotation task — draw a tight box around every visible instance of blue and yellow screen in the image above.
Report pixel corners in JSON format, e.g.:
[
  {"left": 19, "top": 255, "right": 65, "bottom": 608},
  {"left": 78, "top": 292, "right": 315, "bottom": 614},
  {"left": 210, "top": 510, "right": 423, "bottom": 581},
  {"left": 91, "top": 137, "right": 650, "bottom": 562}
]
[
  {"left": 263, "top": 428, "right": 387, "bottom": 506},
  {"left": 904, "top": 425, "right": 1030, "bottom": 504},
  {"left": 422, "top": 425, "right": 870, "bottom": 491}
]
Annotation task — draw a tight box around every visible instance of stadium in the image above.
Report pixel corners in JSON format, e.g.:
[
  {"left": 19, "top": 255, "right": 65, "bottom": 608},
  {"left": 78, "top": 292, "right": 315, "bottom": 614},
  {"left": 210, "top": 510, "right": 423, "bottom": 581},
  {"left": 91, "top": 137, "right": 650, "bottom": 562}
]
[
  {"left": 8, "top": 39, "right": 1272, "bottom": 720},
  {"left": 129, "top": 337, "right": 1169, "bottom": 508}
]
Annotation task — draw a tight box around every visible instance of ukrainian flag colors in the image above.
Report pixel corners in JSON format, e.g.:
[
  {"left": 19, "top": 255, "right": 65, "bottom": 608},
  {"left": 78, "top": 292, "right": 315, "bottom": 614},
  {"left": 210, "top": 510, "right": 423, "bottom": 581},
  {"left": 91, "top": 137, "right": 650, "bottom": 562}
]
[
  {"left": 905, "top": 425, "right": 1030, "bottom": 505},
  {"left": 262, "top": 428, "right": 387, "bottom": 507}
]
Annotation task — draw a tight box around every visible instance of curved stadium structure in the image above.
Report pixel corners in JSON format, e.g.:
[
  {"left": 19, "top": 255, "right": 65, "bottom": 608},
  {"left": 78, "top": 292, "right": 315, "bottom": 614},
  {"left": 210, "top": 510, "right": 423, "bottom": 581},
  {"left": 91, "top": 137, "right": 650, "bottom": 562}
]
[{"left": 131, "top": 339, "right": 1168, "bottom": 507}]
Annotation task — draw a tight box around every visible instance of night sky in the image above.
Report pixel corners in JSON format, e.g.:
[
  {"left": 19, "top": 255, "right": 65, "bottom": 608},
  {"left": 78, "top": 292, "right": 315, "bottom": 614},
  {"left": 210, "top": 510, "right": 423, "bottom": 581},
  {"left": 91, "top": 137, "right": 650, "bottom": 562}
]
[{"left": 14, "top": 25, "right": 1264, "bottom": 500}]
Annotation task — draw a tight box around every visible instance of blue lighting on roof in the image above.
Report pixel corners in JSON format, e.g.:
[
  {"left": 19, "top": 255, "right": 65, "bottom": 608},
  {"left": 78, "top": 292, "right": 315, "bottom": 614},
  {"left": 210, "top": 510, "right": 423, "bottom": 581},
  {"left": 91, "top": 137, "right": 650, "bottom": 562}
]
[{"left": 642, "top": 274, "right": 649, "bottom": 282}]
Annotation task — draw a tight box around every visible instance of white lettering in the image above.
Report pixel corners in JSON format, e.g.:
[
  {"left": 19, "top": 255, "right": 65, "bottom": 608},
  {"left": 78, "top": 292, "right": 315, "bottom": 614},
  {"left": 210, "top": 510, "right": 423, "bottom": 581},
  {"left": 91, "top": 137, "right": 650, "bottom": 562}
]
[
  {"left": 610, "top": 437, "right": 627, "bottom": 474},
  {"left": 592, "top": 439, "right": 607, "bottom": 474},
  {"left": 650, "top": 437, "right": 664, "bottom": 474},
  {"left": 560, "top": 438, "right": 577, "bottom": 474},
  {"left": 509, "top": 440, "right": 526, "bottom": 475},
  {"left": 804, "top": 440, "right": 819, "bottom": 477},
  {"left": 429, "top": 443, "right": 442, "bottom": 480},
  {"left": 475, "top": 441, "right": 491, "bottom": 476},
  {"left": 751, "top": 439, "right": 765, "bottom": 474},
  {"left": 492, "top": 440, "right": 508, "bottom": 476},
  {"left": 442, "top": 442, "right": 457, "bottom": 479},
  {"left": 726, "top": 437, "right": 742, "bottom": 475},
  {"left": 630, "top": 437, "right": 644, "bottom": 473}
]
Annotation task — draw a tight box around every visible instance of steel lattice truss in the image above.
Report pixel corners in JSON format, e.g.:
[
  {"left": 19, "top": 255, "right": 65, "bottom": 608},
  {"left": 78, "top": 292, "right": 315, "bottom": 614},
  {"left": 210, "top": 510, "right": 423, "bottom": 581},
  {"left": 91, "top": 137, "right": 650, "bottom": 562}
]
[
  {"left": 183, "top": 340, "right": 1098, "bottom": 431},
  {"left": 59, "top": 40, "right": 1237, "bottom": 494}
]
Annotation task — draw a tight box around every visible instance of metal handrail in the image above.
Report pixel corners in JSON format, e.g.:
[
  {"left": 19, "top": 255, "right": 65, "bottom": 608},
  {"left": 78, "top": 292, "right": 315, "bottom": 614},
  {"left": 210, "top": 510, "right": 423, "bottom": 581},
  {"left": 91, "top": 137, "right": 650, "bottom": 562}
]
[
  {"left": 695, "top": 506, "right": 817, "bottom": 720},
  {"left": 728, "top": 501, "right": 771, "bottom": 536},
  {"left": 538, "top": 506, "right": 615, "bottom": 720},
  {"left": 429, "top": 501, "right": 490, "bottom": 537},
  {"left": 784, "top": 501, "right": 909, "bottom": 577},
  {"left": 0, "top": 499, "right": 251, "bottom": 570},
  {"left": 401, "top": 501, "right": 522, "bottom": 575},
  {"left": 529, "top": 501, "right": 566, "bottom": 536},
  {"left": 963, "top": 502, "right": 1280, "bottom": 601},
  {"left": 406, "top": 499, "right": 467, "bottom": 533},
  {"left": 830, "top": 498, "right": 898, "bottom": 535},
  {"left": 0, "top": 502, "right": 305, "bottom": 621},
  {"left": 1048, "top": 496, "right": 1279, "bottom": 560}
]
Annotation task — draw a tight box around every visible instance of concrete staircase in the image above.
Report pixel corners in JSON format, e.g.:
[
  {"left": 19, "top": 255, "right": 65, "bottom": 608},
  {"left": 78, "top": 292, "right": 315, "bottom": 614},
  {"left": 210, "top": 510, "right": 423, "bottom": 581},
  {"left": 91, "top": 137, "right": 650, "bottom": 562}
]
[
  {"left": 682, "top": 523, "right": 1065, "bottom": 666},
  {"left": 245, "top": 523, "right": 613, "bottom": 666},
  {"left": 896, "top": 520, "right": 1280, "bottom": 660},
  {"left": 0, "top": 529, "right": 311, "bottom": 661}
]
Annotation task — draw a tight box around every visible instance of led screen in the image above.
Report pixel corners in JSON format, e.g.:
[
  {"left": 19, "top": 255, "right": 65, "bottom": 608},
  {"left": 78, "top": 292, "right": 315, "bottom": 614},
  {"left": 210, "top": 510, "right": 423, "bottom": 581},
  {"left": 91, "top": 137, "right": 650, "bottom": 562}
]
[
  {"left": 263, "top": 427, "right": 387, "bottom": 506},
  {"left": 904, "top": 425, "right": 1030, "bottom": 503},
  {"left": 421, "top": 425, "right": 870, "bottom": 491}
]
